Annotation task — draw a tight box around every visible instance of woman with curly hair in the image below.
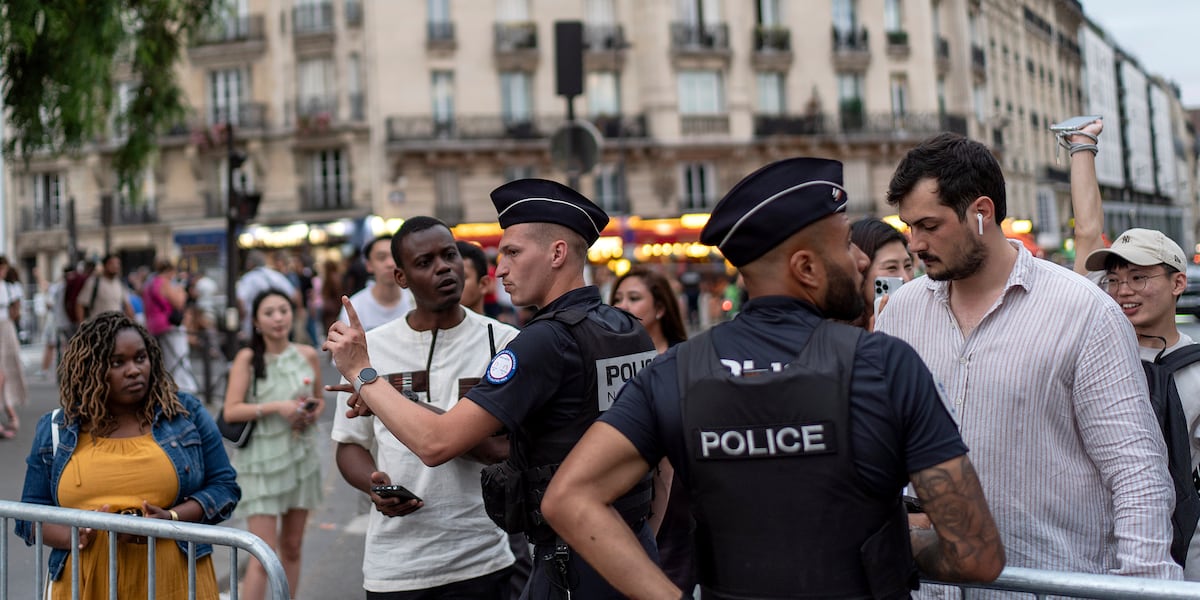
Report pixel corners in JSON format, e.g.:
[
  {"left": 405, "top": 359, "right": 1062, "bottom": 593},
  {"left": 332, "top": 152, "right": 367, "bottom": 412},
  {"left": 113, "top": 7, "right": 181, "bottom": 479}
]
[
  {"left": 222, "top": 288, "right": 324, "bottom": 600},
  {"left": 16, "top": 311, "right": 240, "bottom": 599}
]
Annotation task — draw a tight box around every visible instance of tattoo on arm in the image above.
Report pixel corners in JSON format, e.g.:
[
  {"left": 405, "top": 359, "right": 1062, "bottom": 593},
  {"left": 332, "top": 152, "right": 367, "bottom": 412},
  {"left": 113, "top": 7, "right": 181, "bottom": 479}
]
[{"left": 910, "top": 457, "right": 1004, "bottom": 582}]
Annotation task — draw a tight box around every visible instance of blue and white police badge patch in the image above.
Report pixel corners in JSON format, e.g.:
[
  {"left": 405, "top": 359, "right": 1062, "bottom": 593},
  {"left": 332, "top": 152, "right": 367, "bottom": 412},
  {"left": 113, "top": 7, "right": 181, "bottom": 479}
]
[{"left": 485, "top": 350, "right": 518, "bottom": 384}]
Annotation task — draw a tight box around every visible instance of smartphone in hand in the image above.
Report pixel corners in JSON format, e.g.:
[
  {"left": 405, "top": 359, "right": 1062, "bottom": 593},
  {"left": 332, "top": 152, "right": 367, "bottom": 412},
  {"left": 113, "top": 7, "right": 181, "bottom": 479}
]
[
  {"left": 874, "top": 276, "right": 905, "bottom": 315},
  {"left": 371, "top": 484, "right": 422, "bottom": 503}
]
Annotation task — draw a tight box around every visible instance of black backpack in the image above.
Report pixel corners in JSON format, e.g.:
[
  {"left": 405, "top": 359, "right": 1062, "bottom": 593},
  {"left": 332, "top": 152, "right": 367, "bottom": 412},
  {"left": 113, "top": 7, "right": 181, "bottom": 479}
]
[{"left": 1142, "top": 344, "right": 1200, "bottom": 567}]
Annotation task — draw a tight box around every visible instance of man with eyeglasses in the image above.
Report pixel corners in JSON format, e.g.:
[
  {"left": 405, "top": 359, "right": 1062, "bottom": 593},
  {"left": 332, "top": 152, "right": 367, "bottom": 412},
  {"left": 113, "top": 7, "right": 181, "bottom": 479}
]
[{"left": 1086, "top": 229, "right": 1200, "bottom": 580}]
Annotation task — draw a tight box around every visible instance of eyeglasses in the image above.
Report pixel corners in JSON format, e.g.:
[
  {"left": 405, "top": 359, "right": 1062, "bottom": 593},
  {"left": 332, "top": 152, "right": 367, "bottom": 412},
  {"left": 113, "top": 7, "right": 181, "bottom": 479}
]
[{"left": 1098, "top": 272, "right": 1168, "bottom": 294}]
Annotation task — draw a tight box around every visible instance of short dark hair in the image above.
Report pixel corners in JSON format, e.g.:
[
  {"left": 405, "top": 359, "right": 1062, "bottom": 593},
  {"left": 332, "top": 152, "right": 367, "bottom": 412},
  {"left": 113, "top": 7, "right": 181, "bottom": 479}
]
[
  {"left": 362, "top": 234, "right": 393, "bottom": 259},
  {"left": 456, "top": 241, "right": 488, "bottom": 282},
  {"left": 886, "top": 133, "right": 1007, "bottom": 224},
  {"left": 392, "top": 216, "right": 451, "bottom": 267},
  {"left": 1102, "top": 254, "right": 1180, "bottom": 275},
  {"left": 850, "top": 217, "right": 908, "bottom": 263}
]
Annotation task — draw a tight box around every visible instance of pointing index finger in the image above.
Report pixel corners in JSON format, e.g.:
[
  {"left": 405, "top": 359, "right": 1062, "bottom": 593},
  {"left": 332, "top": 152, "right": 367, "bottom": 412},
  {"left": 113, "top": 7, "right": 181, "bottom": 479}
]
[{"left": 342, "top": 296, "right": 363, "bottom": 330}]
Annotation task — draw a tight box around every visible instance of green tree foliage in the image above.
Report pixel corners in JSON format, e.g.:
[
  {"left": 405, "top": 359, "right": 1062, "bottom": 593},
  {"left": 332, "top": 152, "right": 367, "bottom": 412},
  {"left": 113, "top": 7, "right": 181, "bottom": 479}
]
[{"left": 0, "top": 0, "right": 217, "bottom": 198}]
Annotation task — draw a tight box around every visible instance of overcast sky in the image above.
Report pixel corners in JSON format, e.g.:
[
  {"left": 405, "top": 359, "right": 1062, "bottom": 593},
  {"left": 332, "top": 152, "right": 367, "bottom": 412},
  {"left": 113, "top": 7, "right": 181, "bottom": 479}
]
[{"left": 1083, "top": 0, "right": 1200, "bottom": 107}]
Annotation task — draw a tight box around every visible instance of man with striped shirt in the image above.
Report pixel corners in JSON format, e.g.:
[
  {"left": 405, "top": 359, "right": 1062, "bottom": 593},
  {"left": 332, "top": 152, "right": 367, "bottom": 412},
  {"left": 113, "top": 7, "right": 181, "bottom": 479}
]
[{"left": 876, "top": 133, "right": 1181, "bottom": 585}]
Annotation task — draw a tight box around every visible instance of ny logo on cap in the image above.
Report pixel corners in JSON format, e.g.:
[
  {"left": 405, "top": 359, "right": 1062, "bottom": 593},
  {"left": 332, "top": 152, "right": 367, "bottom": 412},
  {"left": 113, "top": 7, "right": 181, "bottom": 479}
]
[{"left": 1120, "top": 235, "right": 1131, "bottom": 244}]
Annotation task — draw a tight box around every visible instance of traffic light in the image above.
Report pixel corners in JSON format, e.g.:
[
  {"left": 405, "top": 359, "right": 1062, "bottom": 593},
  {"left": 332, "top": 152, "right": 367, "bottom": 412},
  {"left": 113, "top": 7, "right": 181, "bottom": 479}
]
[{"left": 236, "top": 191, "right": 262, "bottom": 222}]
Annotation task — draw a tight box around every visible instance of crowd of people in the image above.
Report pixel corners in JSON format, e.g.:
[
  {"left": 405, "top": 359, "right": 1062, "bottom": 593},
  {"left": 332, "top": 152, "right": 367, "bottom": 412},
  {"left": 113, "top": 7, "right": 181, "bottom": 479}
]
[{"left": 14, "top": 116, "right": 1200, "bottom": 599}]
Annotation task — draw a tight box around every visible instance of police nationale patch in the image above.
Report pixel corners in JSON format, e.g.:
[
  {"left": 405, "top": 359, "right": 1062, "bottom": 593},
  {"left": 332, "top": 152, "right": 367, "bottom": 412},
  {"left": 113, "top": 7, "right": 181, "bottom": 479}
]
[{"left": 485, "top": 350, "right": 518, "bottom": 384}]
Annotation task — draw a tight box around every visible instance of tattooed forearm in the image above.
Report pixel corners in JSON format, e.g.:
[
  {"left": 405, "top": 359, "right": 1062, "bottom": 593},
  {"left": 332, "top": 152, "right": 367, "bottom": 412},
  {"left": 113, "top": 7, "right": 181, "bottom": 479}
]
[{"left": 909, "top": 456, "right": 1005, "bottom": 582}]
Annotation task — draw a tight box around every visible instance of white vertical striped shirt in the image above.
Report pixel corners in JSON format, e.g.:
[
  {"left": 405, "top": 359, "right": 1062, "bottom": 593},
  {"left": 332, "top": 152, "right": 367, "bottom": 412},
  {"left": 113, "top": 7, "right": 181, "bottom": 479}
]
[{"left": 877, "top": 242, "right": 1181, "bottom": 580}]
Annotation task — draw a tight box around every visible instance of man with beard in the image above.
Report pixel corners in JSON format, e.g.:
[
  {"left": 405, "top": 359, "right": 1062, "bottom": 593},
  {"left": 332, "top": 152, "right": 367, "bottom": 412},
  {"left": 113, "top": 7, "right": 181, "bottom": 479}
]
[
  {"left": 875, "top": 133, "right": 1181, "bottom": 588},
  {"left": 331, "top": 216, "right": 519, "bottom": 598},
  {"left": 326, "top": 180, "right": 660, "bottom": 599},
  {"left": 540, "top": 157, "right": 1005, "bottom": 599}
]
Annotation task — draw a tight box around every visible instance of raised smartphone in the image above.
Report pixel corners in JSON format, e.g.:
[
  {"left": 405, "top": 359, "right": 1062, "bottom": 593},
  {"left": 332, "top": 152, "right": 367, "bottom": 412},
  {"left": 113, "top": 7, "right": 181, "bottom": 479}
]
[
  {"left": 874, "top": 276, "right": 905, "bottom": 315},
  {"left": 1049, "top": 115, "right": 1101, "bottom": 132},
  {"left": 371, "top": 484, "right": 422, "bottom": 503}
]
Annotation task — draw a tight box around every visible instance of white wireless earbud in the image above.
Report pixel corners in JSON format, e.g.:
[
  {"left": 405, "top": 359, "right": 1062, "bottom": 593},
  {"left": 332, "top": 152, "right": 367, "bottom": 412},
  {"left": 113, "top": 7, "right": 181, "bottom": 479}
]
[{"left": 977, "top": 212, "right": 984, "bottom": 235}]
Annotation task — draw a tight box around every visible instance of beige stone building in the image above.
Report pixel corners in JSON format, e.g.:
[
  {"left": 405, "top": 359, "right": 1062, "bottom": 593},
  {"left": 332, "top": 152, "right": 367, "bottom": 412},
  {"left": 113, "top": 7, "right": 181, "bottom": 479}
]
[{"left": 4, "top": 0, "right": 1188, "bottom": 284}]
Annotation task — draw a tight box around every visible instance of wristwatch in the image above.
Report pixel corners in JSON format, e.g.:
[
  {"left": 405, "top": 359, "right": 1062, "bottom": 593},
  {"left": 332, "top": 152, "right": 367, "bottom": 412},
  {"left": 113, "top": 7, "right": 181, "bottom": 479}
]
[{"left": 353, "top": 367, "right": 379, "bottom": 393}]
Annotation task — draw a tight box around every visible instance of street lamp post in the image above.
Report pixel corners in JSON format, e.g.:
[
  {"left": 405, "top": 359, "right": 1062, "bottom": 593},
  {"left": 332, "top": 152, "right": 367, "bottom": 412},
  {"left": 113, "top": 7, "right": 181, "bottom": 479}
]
[{"left": 222, "top": 121, "right": 245, "bottom": 360}]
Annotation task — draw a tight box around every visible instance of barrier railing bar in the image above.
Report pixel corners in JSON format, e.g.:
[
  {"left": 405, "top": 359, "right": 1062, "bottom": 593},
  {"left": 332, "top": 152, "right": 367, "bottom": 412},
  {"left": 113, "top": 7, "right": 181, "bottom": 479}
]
[
  {"left": 929, "top": 566, "right": 1200, "bottom": 599},
  {"left": 229, "top": 548, "right": 239, "bottom": 600},
  {"left": 0, "top": 500, "right": 287, "bottom": 600},
  {"left": 148, "top": 535, "right": 157, "bottom": 599},
  {"left": 1, "top": 516, "right": 8, "bottom": 600},
  {"left": 34, "top": 522, "right": 43, "bottom": 599},
  {"left": 69, "top": 526, "right": 79, "bottom": 600},
  {"left": 188, "top": 541, "right": 197, "bottom": 600},
  {"left": 107, "top": 528, "right": 117, "bottom": 600}
]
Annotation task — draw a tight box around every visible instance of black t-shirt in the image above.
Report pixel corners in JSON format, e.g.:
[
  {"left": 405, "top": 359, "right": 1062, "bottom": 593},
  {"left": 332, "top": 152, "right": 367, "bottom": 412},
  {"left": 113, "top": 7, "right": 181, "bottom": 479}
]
[
  {"left": 466, "top": 286, "right": 644, "bottom": 437},
  {"left": 601, "top": 296, "right": 968, "bottom": 493}
]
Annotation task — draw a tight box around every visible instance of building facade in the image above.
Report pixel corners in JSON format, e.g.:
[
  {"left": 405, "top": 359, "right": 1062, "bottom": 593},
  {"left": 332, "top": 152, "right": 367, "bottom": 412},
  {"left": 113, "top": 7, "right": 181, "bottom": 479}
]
[{"left": 2, "top": 0, "right": 1196, "bottom": 284}]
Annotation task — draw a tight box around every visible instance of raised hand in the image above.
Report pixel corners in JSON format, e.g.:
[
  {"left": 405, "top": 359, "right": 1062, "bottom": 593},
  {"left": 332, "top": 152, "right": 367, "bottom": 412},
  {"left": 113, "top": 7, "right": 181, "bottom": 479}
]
[{"left": 323, "top": 296, "right": 372, "bottom": 381}]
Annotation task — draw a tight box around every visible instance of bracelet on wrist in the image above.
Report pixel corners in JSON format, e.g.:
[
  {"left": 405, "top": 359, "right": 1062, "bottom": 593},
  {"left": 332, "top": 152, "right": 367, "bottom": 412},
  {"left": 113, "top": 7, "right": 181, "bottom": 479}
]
[
  {"left": 168, "top": 509, "right": 180, "bottom": 521},
  {"left": 255, "top": 405, "right": 264, "bottom": 419}
]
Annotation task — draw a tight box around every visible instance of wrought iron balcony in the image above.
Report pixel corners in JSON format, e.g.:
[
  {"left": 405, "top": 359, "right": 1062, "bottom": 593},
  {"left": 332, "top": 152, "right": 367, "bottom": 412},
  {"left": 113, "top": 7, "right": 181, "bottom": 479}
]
[
  {"left": 754, "top": 26, "right": 790, "bottom": 52},
  {"left": 300, "top": 184, "right": 354, "bottom": 211},
  {"left": 427, "top": 21, "right": 455, "bottom": 47},
  {"left": 585, "top": 24, "right": 627, "bottom": 51},
  {"left": 670, "top": 22, "right": 730, "bottom": 52},
  {"left": 753, "top": 111, "right": 970, "bottom": 138},
  {"left": 886, "top": 30, "right": 910, "bottom": 57},
  {"left": 20, "top": 206, "right": 65, "bottom": 231},
  {"left": 294, "top": 2, "right": 334, "bottom": 35},
  {"left": 832, "top": 27, "right": 870, "bottom": 70},
  {"left": 494, "top": 22, "right": 537, "bottom": 52},
  {"left": 98, "top": 198, "right": 158, "bottom": 225},
  {"left": 208, "top": 103, "right": 268, "bottom": 129},
  {"left": 193, "top": 14, "right": 266, "bottom": 46},
  {"left": 385, "top": 114, "right": 648, "bottom": 143}
]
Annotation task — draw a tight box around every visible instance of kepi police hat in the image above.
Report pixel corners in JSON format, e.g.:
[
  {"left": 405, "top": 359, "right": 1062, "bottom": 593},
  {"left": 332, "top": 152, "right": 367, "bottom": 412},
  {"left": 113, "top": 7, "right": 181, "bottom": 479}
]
[
  {"left": 491, "top": 178, "right": 609, "bottom": 246},
  {"left": 700, "top": 157, "right": 849, "bottom": 267}
]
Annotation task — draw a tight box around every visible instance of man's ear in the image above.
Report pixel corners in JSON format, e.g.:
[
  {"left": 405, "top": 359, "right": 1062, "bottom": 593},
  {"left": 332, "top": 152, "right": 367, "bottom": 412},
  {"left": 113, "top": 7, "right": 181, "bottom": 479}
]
[
  {"left": 549, "top": 240, "right": 569, "bottom": 268},
  {"left": 788, "top": 249, "right": 822, "bottom": 289},
  {"left": 1172, "top": 271, "right": 1188, "bottom": 299},
  {"left": 479, "top": 274, "right": 493, "bottom": 290},
  {"left": 394, "top": 267, "right": 409, "bottom": 290}
]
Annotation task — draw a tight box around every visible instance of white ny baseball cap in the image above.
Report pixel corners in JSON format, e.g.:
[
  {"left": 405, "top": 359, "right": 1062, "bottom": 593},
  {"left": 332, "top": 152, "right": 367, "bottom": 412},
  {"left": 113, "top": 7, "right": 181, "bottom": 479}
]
[{"left": 1084, "top": 228, "right": 1187, "bottom": 273}]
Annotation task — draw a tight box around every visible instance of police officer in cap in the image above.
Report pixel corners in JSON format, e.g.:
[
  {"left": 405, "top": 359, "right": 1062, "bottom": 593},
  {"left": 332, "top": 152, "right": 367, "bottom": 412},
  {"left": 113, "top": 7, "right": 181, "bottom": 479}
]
[
  {"left": 541, "top": 158, "right": 1006, "bottom": 599},
  {"left": 325, "top": 178, "right": 659, "bottom": 599}
]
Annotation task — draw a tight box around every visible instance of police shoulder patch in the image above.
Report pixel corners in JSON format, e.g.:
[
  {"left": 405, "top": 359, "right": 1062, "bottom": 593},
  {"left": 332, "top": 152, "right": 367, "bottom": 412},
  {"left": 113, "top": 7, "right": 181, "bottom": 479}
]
[{"left": 485, "top": 349, "right": 518, "bottom": 384}]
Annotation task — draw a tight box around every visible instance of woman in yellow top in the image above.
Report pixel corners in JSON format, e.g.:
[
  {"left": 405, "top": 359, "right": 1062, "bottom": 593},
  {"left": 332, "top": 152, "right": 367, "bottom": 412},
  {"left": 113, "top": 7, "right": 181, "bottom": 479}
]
[{"left": 17, "top": 311, "right": 241, "bottom": 600}]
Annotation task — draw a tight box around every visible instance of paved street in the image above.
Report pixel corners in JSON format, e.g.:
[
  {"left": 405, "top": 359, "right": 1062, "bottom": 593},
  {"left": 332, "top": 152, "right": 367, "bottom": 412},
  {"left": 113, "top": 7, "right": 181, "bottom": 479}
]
[{"left": 0, "top": 343, "right": 370, "bottom": 599}]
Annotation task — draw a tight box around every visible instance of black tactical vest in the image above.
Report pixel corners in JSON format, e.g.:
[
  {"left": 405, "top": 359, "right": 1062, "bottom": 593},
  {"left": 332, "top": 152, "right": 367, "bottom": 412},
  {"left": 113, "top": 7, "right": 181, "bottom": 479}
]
[
  {"left": 514, "top": 306, "right": 658, "bottom": 544},
  {"left": 677, "top": 320, "right": 916, "bottom": 600}
]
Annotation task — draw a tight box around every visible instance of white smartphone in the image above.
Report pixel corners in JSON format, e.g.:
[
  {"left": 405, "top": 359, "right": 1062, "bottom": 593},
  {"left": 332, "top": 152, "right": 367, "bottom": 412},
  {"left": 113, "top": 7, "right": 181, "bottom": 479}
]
[
  {"left": 874, "top": 277, "right": 905, "bottom": 315},
  {"left": 1049, "top": 115, "right": 1101, "bottom": 132}
]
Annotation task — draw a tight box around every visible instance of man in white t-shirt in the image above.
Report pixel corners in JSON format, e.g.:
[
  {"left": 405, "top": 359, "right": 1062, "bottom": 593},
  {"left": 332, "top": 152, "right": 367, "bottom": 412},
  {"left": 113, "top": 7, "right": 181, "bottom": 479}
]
[
  {"left": 1086, "top": 228, "right": 1200, "bottom": 580},
  {"left": 76, "top": 255, "right": 134, "bottom": 321},
  {"left": 332, "top": 217, "right": 517, "bottom": 598},
  {"left": 339, "top": 235, "right": 414, "bottom": 332}
]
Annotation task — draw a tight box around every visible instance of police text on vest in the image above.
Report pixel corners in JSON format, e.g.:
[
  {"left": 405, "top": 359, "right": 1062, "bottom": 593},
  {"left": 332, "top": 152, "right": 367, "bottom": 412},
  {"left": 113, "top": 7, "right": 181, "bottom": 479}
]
[
  {"left": 594, "top": 350, "right": 659, "bottom": 411},
  {"left": 697, "top": 423, "right": 835, "bottom": 459}
]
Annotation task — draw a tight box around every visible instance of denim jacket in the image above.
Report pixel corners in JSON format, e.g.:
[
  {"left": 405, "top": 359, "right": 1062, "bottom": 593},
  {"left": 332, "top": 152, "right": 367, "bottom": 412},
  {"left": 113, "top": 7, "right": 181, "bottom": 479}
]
[{"left": 16, "top": 392, "right": 241, "bottom": 581}]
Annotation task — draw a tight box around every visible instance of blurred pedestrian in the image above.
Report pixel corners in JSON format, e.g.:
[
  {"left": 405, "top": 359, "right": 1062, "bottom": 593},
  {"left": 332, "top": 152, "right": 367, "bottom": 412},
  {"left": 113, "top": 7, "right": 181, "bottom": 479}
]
[
  {"left": 76, "top": 254, "right": 134, "bottom": 322},
  {"left": 339, "top": 235, "right": 413, "bottom": 332},
  {"left": 16, "top": 311, "right": 239, "bottom": 600},
  {"left": 144, "top": 259, "right": 198, "bottom": 395},
  {"left": 319, "top": 259, "right": 345, "bottom": 331},
  {"left": 223, "top": 289, "right": 324, "bottom": 600},
  {"left": 236, "top": 250, "right": 299, "bottom": 340},
  {"left": 457, "top": 241, "right": 493, "bottom": 315},
  {"left": 850, "top": 217, "right": 915, "bottom": 328},
  {"left": 0, "top": 257, "right": 26, "bottom": 436}
]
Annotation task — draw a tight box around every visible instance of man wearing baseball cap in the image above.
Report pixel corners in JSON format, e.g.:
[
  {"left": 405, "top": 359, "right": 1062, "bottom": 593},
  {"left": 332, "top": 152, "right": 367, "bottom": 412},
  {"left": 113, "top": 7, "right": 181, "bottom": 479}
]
[
  {"left": 540, "top": 157, "right": 1004, "bottom": 599},
  {"left": 1087, "top": 229, "right": 1200, "bottom": 579}
]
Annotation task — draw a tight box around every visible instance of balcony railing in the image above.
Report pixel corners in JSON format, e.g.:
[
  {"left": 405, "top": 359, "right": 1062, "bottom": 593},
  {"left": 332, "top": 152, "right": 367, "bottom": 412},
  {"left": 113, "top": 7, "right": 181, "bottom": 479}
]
[
  {"left": 494, "top": 22, "right": 537, "bottom": 52},
  {"left": 20, "top": 206, "right": 65, "bottom": 231},
  {"left": 680, "top": 114, "right": 730, "bottom": 136},
  {"left": 98, "top": 198, "right": 158, "bottom": 225},
  {"left": 203, "top": 192, "right": 226, "bottom": 218},
  {"left": 296, "top": 96, "right": 338, "bottom": 119},
  {"left": 193, "top": 14, "right": 266, "bottom": 46},
  {"left": 208, "top": 103, "right": 268, "bottom": 129},
  {"left": 585, "top": 24, "right": 627, "bottom": 51},
  {"left": 832, "top": 26, "right": 869, "bottom": 52},
  {"left": 754, "top": 26, "right": 791, "bottom": 52},
  {"left": 753, "top": 111, "right": 970, "bottom": 138},
  {"left": 345, "top": 0, "right": 362, "bottom": 27},
  {"left": 294, "top": 2, "right": 334, "bottom": 35},
  {"left": 428, "top": 21, "right": 455, "bottom": 45},
  {"left": 386, "top": 114, "right": 648, "bottom": 142},
  {"left": 300, "top": 184, "right": 354, "bottom": 211},
  {"left": 349, "top": 93, "right": 365, "bottom": 121},
  {"left": 670, "top": 22, "right": 730, "bottom": 51}
]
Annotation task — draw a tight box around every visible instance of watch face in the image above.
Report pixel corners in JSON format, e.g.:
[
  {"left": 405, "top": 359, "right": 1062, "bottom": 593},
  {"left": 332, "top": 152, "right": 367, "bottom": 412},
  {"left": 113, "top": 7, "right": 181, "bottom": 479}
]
[{"left": 359, "top": 367, "right": 378, "bottom": 383}]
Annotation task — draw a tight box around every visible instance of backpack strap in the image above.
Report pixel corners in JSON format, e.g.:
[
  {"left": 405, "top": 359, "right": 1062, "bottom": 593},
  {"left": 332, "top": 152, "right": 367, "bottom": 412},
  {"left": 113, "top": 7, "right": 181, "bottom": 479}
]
[{"left": 1156, "top": 344, "right": 1200, "bottom": 372}]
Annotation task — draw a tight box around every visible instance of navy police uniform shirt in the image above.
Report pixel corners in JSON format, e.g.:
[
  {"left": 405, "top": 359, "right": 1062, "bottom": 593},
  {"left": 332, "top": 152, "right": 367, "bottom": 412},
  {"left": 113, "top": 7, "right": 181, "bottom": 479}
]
[
  {"left": 467, "top": 286, "right": 640, "bottom": 436},
  {"left": 601, "top": 296, "right": 967, "bottom": 491}
]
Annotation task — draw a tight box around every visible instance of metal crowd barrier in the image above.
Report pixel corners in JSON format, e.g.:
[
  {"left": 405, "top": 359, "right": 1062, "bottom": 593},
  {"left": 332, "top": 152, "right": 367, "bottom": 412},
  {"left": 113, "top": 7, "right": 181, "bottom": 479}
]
[
  {"left": 0, "top": 499, "right": 288, "bottom": 600},
  {"left": 928, "top": 566, "right": 1200, "bottom": 598}
]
